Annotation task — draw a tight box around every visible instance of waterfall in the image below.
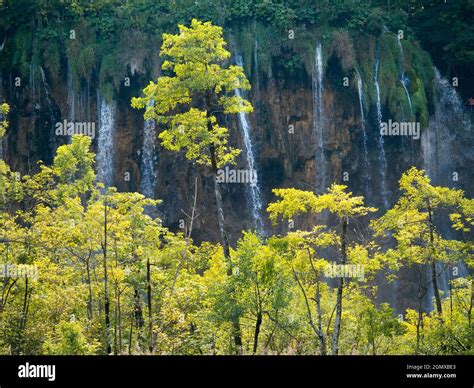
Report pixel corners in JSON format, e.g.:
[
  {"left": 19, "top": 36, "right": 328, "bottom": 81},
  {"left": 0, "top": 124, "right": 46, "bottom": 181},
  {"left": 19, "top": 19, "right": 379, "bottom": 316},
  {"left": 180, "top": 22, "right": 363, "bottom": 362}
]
[
  {"left": 39, "top": 66, "right": 57, "bottom": 150},
  {"left": 312, "top": 42, "right": 327, "bottom": 191},
  {"left": 39, "top": 67, "right": 53, "bottom": 116},
  {"left": 373, "top": 49, "right": 389, "bottom": 209},
  {"left": 356, "top": 71, "right": 370, "bottom": 197},
  {"left": 420, "top": 67, "right": 471, "bottom": 311},
  {"left": 253, "top": 37, "right": 260, "bottom": 100},
  {"left": 400, "top": 73, "right": 413, "bottom": 115},
  {"left": 140, "top": 117, "right": 158, "bottom": 198},
  {"left": 0, "top": 71, "right": 4, "bottom": 160},
  {"left": 67, "top": 61, "right": 75, "bottom": 123},
  {"left": 0, "top": 40, "right": 4, "bottom": 160},
  {"left": 29, "top": 64, "right": 36, "bottom": 111},
  {"left": 96, "top": 93, "right": 117, "bottom": 188},
  {"left": 397, "top": 36, "right": 413, "bottom": 116},
  {"left": 422, "top": 68, "right": 470, "bottom": 183},
  {"left": 233, "top": 49, "right": 264, "bottom": 232}
]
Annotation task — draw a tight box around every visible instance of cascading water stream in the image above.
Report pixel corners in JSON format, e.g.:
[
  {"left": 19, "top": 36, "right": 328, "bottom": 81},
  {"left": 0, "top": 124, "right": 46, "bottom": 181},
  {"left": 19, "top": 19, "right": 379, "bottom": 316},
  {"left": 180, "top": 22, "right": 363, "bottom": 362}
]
[
  {"left": 96, "top": 93, "right": 117, "bottom": 188},
  {"left": 67, "top": 61, "right": 75, "bottom": 124},
  {"left": 373, "top": 49, "right": 389, "bottom": 209},
  {"left": 421, "top": 68, "right": 469, "bottom": 182},
  {"left": 39, "top": 67, "right": 54, "bottom": 116},
  {"left": 253, "top": 37, "right": 260, "bottom": 101},
  {"left": 39, "top": 66, "right": 57, "bottom": 150},
  {"left": 0, "top": 72, "right": 4, "bottom": 160},
  {"left": 400, "top": 73, "right": 413, "bottom": 115},
  {"left": 312, "top": 42, "right": 327, "bottom": 192},
  {"left": 420, "top": 67, "right": 470, "bottom": 311},
  {"left": 356, "top": 71, "right": 370, "bottom": 197},
  {"left": 233, "top": 50, "right": 264, "bottom": 232},
  {"left": 140, "top": 116, "right": 158, "bottom": 198},
  {"left": 397, "top": 36, "right": 413, "bottom": 116}
]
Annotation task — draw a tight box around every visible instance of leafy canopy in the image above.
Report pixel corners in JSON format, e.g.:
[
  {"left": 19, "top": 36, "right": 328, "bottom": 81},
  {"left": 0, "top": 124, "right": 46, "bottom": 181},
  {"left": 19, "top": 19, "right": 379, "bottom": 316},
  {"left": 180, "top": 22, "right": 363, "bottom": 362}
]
[
  {"left": 267, "top": 184, "right": 377, "bottom": 224},
  {"left": 132, "top": 19, "right": 252, "bottom": 168}
]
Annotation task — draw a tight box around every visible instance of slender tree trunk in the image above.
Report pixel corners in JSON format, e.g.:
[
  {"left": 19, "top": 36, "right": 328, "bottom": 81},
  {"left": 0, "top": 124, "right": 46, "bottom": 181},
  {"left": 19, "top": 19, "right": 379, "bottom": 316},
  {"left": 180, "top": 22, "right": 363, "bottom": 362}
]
[
  {"left": 147, "top": 257, "right": 153, "bottom": 353},
  {"left": 332, "top": 217, "right": 347, "bottom": 355},
  {"left": 468, "top": 279, "right": 473, "bottom": 350},
  {"left": 128, "top": 312, "right": 134, "bottom": 355},
  {"left": 253, "top": 311, "right": 262, "bottom": 354},
  {"left": 315, "top": 281, "right": 327, "bottom": 355},
  {"left": 118, "top": 289, "right": 122, "bottom": 354},
  {"left": 103, "top": 197, "right": 111, "bottom": 354},
  {"left": 113, "top": 287, "right": 118, "bottom": 355},
  {"left": 14, "top": 276, "right": 29, "bottom": 355},
  {"left": 86, "top": 258, "right": 93, "bottom": 319},
  {"left": 427, "top": 203, "right": 442, "bottom": 316},
  {"left": 415, "top": 303, "right": 423, "bottom": 355},
  {"left": 209, "top": 145, "right": 231, "bottom": 264},
  {"left": 205, "top": 95, "right": 242, "bottom": 353}
]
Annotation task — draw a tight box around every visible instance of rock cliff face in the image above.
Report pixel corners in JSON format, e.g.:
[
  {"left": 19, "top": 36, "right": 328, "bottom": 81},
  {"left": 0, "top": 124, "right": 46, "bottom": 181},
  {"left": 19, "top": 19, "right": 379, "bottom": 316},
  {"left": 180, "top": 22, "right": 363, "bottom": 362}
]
[{"left": 1, "top": 24, "right": 473, "bottom": 311}]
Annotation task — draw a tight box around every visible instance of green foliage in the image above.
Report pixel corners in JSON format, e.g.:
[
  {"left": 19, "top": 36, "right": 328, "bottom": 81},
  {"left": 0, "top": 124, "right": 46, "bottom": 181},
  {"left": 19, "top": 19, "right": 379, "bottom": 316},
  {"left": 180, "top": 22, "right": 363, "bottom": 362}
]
[
  {"left": 268, "top": 184, "right": 376, "bottom": 224},
  {"left": 0, "top": 4, "right": 472, "bottom": 356},
  {"left": 408, "top": 0, "right": 474, "bottom": 100},
  {"left": 0, "top": 103, "right": 9, "bottom": 139},
  {"left": 53, "top": 136, "right": 96, "bottom": 198},
  {"left": 132, "top": 19, "right": 252, "bottom": 168},
  {"left": 44, "top": 321, "right": 99, "bottom": 355},
  {"left": 0, "top": 123, "right": 472, "bottom": 355}
]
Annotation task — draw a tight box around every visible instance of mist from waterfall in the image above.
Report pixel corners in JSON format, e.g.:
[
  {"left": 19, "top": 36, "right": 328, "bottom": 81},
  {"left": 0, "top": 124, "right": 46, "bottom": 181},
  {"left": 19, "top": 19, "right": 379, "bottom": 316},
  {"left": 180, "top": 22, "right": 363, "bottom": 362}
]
[
  {"left": 253, "top": 37, "right": 260, "bottom": 100},
  {"left": 67, "top": 61, "right": 75, "bottom": 125},
  {"left": 96, "top": 94, "right": 117, "bottom": 188},
  {"left": 397, "top": 36, "right": 413, "bottom": 116},
  {"left": 356, "top": 71, "right": 370, "bottom": 197},
  {"left": 39, "top": 67, "right": 53, "bottom": 117},
  {"left": 67, "top": 61, "right": 92, "bottom": 135},
  {"left": 0, "top": 72, "right": 3, "bottom": 160},
  {"left": 422, "top": 68, "right": 470, "bottom": 183},
  {"left": 312, "top": 42, "right": 327, "bottom": 192},
  {"left": 421, "top": 67, "right": 471, "bottom": 311},
  {"left": 233, "top": 49, "right": 264, "bottom": 232},
  {"left": 140, "top": 117, "right": 158, "bottom": 198},
  {"left": 373, "top": 48, "right": 389, "bottom": 209}
]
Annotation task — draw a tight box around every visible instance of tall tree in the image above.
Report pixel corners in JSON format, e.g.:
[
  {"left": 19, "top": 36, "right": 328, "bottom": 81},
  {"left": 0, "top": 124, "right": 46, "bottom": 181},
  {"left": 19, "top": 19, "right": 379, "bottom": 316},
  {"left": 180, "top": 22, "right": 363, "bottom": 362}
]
[
  {"left": 372, "top": 167, "right": 469, "bottom": 317},
  {"left": 268, "top": 184, "right": 376, "bottom": 354},
  {"left": 132, "top": 19, "right": 252, "bottom": 352}
]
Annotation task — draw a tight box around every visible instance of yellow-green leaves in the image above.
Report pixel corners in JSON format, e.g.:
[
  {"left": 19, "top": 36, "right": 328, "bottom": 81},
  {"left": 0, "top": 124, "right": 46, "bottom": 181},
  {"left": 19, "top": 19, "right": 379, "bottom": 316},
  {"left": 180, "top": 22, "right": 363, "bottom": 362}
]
[
  {"left": 267, "top": 189, "right": 319, "bottom": 224},
  {"left": 372, "top": 168, "right": 472, "bottom": 267},
  {"left": 161, "top": 20, "right": 230, "bottom": 70},
  {"left": 53, "top": 135, "right": 96, "bottom": 197},
  {"left": 268, "top": 184, "right": 376, "bottom": 224},
  {"left": 132, "top": 19, "right": 252, "bottom": 168},
  {"left": 0, "top": 102, "right": 9, "bottom": 139}
]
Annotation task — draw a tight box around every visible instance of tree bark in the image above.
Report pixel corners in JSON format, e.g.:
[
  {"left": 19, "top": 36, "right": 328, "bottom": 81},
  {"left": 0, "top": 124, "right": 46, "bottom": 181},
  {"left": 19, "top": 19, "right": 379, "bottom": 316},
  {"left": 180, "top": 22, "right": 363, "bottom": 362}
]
[
  {"left": 86, "top": 257, "right": 93, "bottom": 320},
  {"left": 315, "top": 281, "right": 327, "bottom": 355},
  {"left": 205, "top": 94, "right": 242, "bottom": 353},
  {"left": 209, "top": 144, "right": 231, "bottom": 264},
  {"left": 102, "top": 197, "right": 111, "bottom": 354},
  {"left": 147, "top": 257, "right": 153, "bottom": 353},
  {"left": 332, "top": 217, "right": 347, "bottom": 355},
  {"left": 253, "top": 311, "right": 262, "bottom": 354},
  {"left": 427, "top": 202, "right": 442, "bottom": 316},
  {"left": 117, "top": 286, "right": 122, "bottom": 354}
]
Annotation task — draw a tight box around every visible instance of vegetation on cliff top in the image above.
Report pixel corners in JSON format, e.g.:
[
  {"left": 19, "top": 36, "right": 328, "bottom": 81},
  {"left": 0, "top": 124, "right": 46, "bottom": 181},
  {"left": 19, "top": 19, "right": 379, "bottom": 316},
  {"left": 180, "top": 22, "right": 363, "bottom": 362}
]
[
  {"left": 1, "top": 0, "right": 471, "bottom": 104},
  {"left": 0, "top": 19, "right": 473, "bottom": 355}
]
